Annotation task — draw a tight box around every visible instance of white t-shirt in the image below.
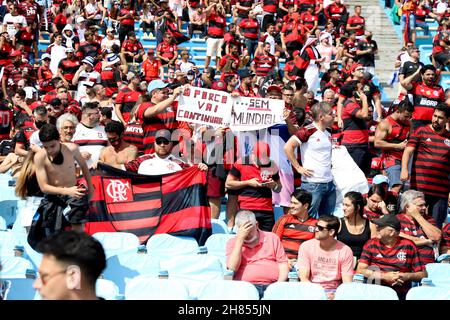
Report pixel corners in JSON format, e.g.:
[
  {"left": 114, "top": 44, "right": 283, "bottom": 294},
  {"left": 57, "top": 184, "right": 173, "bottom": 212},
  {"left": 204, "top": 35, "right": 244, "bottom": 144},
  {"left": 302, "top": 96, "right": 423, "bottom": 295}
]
[
  {"left": 261, "top": 32, "right": 276, "bottom": 55},
  {"left": 72, "top": 123, "right": 108, "bottom": 168},
  {"left": 137, "top": 154, "right": 183, "bottom": 175},
  {"left": 49, "top": 43, "right": 67, "bottom": 75},
  {"left": 3, "top": 14, "right": 27, "bottom": 37},
  {"left": 295, "top": 122, "right": 333, "bottom": 183},
  {"left": 75, "top": 70, "right": 101, "bottom": 101},
  {"left": 101, "top": 37, "right": 120, "bottom": 52},
  {"left": 177, "top": 60, "right": 195, "bottom": 73}
]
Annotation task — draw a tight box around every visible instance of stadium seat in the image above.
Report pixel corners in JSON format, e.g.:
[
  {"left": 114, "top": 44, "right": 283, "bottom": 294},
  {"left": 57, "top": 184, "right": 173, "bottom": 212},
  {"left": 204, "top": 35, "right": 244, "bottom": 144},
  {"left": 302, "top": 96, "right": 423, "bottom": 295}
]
[
  {"left": 1, "top": 278, "right": 36, "bottom": 300},
  {"left": 425, "top": 263, "right": 450, "bottom": 289},
  {"left": 0, "top": 200, "right": 19, "bottom": 229},
  {"left": 0, "top": 216, "right": 6, "bottom": 230},
  {"left": 406, "top": 286, "right": 450, "bottom": 300},
  {"left": 334, "top": 283, "right": 399, "bottom": 300},
  {"left": 0, "top": 256, "right": 34, "bottom": 279},
  {"left": 0, "top": 230, "right": 15, "bottom": 258},
  {"left": 197, "top": 280, "right": 260, "bottom": 300},
  {"left": 163, "top": 254, "right": 224, "bottom": 299},
  {"left": 146, "top": 234, "right": 199, "bottom": 263},
  {"left": 211, "top": 218, "right": 228, "bottom": 234},
  {"left": 92, "top": 232, "right": 140, "bottom": 258},
  {"left": 204, "top": 233, "right": 234, "bottom": 269},
  {"left": 96, "top": 279, "right": 120, "bottom": 300},
  {"left": 125, "top": 276, "right": 190, "bottom": 300},
  {"left": 103, "top": 252, "right": 160, "bottom": 294},
  {"left": 262, "top": 282, "right": 328, "bottom": 300}
]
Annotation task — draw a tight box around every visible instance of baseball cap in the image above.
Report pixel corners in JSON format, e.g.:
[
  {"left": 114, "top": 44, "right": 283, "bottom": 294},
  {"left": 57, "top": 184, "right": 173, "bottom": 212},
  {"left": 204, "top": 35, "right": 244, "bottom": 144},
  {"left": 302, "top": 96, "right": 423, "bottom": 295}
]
[
  {"left": 76, "top": 16, "right": 86, "bottom": 24},
  {"left": 126, "top": 71, "right": 140, "bottom": 81},
  {"left": 372, "top": 174, "right": 389, "bottom": 185},
  {"left": 106, "top": 27, "right": 115, "bottom": 33},
  {"left": 266, "top": 85, "right": 282, "bottom": 93},
  {"left": 372, "top": 214, "right": 401, "bottom": 232},
  {"left": 211, "top": 80, "right": 226, "bottom": 91},
  {"left": 238, "top": 69, "right": 255, "bottom": 79},
  {"left": 147, "top": 79, "right": 169, "bottom": 93},
  {"left": 66, "top": 47, "right": 75, "bottom": 53},
  {"left": 82, "top": 56, "right": 94, "bottom": 67},
  {"left": 10, "top": 50, "right": 22, "bottom": 57},
  {"left": 41, "top": 53, "right": 51, "bottom": 60},
  {"left": 148, "top": 49, "right": 155, "bottom": 54},
  {"left": 155, "top": 129, "right": 171, "bottom": 141},
  {"left": 350, "top": 63, "right": 364, "bottom": 73}
]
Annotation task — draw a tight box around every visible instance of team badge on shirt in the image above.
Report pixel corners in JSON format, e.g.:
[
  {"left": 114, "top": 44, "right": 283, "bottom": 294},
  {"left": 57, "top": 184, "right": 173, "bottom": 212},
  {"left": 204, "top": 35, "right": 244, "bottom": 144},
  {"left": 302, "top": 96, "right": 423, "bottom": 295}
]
[
  {"left": 444, "top": 139, "right": 450, "bottom": 147},
  {"left": 397, "top": 250, "right": 407, "bottom": 262}
]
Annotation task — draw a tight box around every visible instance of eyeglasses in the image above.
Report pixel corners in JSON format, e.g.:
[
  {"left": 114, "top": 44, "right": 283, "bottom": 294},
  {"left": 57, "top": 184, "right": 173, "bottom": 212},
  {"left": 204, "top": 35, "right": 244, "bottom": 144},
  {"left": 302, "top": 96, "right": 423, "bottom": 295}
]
[
  {"left": 62, "top": 126, "right": 75, "bottom": 130},
  {"left": 315, "top": 224, "right": 329, "bottom": 232},
  {"left": 38, "top": 269, "right": 66, "bottom": 285},
  {"left": 155, "top": 138, "right": 170, "bottom": 145}
]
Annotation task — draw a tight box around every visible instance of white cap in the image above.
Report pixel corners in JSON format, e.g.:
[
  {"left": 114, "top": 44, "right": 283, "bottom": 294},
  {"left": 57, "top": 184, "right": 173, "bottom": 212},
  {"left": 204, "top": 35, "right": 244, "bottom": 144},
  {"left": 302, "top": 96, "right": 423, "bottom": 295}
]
[
  {"left": 76, "top": 16, "right": 86, "bottom": 24},
  {"left": 41, "top": 53, "right": 51, "bottom": 60}
]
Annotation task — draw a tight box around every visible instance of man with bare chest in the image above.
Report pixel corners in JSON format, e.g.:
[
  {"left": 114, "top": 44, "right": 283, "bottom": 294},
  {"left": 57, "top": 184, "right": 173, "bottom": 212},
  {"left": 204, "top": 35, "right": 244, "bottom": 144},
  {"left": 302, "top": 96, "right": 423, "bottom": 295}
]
[
  {"left": 98, "top": 121, "right": 138, "bottom": 169},
  {"left": 32, "top": 124, "right": 93, "bottom": 246}
]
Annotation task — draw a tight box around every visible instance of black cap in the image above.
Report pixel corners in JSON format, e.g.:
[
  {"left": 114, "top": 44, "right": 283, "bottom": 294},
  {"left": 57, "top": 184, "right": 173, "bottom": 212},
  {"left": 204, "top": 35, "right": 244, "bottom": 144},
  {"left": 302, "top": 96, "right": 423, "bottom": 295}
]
[
  {"left": 372, "top": 215, "right": 401, "bottom": 232},
  {"left": 155, "top": 129, "right": 171, "bottom": 141},
  {"left": 238, "top": 69, "right": 255, "bottom": 79}
]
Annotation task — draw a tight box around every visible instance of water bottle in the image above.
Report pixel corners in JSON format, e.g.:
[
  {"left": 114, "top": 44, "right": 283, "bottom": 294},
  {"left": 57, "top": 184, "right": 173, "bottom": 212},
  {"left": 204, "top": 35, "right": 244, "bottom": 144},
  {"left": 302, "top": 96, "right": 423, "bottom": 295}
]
[
  {"left": 198, "top": 246, "right": 208, "bottom": 254},
  {"left": 288, "top": 271, "right": 299, "bottom": 282},
  {"left": 421, "top": 278, "right": 434, "bottom": 287},
  {"left": 158, "top": 270, "right": 169, "bottom": 280},
  {"left": 353, "top": 273, "right": 365, "bottom": 283},
  {"left": 25, "top": 269, "right": 37, "bottom": 279},
  {"left": 137, "top": 245, "right": 147, "bottom": 254}
]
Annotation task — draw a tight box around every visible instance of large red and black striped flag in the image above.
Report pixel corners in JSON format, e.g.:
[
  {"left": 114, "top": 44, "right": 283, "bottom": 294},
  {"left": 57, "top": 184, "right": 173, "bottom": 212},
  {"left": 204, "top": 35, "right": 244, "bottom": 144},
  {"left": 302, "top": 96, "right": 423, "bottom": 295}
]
[{"left": 85, "top": 163, "right": 212, "bottom": 245}]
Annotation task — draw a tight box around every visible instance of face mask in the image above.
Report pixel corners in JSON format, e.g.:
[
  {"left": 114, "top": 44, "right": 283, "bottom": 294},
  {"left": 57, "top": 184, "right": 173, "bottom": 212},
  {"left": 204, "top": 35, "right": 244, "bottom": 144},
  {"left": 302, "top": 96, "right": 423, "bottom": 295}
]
[{"left": 187, "top": 75, "right": 194, "bottom": 81}]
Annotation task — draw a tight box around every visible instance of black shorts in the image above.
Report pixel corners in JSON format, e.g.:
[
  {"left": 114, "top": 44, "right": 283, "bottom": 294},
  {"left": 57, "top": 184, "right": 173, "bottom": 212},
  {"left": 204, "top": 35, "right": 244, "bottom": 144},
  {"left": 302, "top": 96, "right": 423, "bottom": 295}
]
[
  {"left": 434, "top": 52, "right": 450, "bottom": 67},
  {"left": 40, "top": 193, "right": 90, "bottom": 230}
]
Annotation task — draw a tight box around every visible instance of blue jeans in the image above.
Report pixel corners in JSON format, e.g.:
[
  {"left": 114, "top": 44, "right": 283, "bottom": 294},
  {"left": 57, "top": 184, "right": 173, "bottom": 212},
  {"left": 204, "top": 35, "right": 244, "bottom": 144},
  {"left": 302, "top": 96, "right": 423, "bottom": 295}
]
[
  {"left": 401, "top": 14, "right": 416, "bottom": 31},
  {"left": 301, "top": 181, "right": 336, "bottom": 219},
  {"left": 415, "top": 20, "right": 429, "bottom": 36},
  {"left": 244, "top": 38, "right": 258, "bottom": 60}
]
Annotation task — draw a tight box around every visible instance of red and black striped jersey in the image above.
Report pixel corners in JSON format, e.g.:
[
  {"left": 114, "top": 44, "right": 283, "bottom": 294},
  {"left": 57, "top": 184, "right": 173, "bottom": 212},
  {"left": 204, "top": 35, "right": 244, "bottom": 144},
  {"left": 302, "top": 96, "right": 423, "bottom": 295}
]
[
  {"left": 325, "top": 3, "right": 347, "bottom": 21},
  {"left": 382, "top": 115, "right": 410, "bottom": 163},
  {"left": 136, "top": 101, "right": 179, "bottom": 155},
  {"left": 2, "top": 62, "right": 35, "bottom": 89},
  {"left": 77, "top": 41, "right": 101, "bottom": 59},
  {"left": 442, "top": 223, "right": 450, "bottom": 250},
  {"left": 37, "top": 66, "right": 54, "bottom": 93},
  {"left": 408, "top": 82, "right": 445, "bottom": 121},
  {"left": 343, "top": 39, "right": 357, "bottom": 57},
  {"left": 300, "top": 12, "right": 318, "bottom": 30},
  {"left": 116, "top": 87, "right": 142, "bottom": 124},
  {"left": 0, "top": 40, "right": 13, "bottom": 65},
  {"left": 359, "top": 237, "right": 424, "bottom": 296},
  {"left": 407, "top": 125, "right": 450, "bottom": 198},
  {"left": 118, "top": 8, "right": 137, "bottom": 26},
  {"left": 363, "top": 207, "right": 382, "bottom": 221},
  {"left": 253, "top": 53, "right": 276, "bottom": 77},
  {"left": 229, "top": 157, "right": 280, "bottom": 212},
  {"left": 208, "top": 13, "right": 226, "bottom": 38},
  {"left": 18, "top": 1, "right": 42, "bottom": 25},
  {"left": 58, "top": 58, "right": 81, "bottom": 82},
  {"left": 15, "top": 29, "right": 36, "bottom": 53},
  {"left": 347, "top": 15, "right": 365, "bottom": 36},
  {"left": 262, "top": 0, "right": 279, "bottom": 13},
  {"left": 100, "top": 68, "right": 121, "bottom": 97},
  {"left": 156, "top": 41, "right": 177, "bottom": 60},
  {"left": 237, "top": 0, "right": 254, "bottom": 18},
  {"left": 281, "top": 0, "right": 298, "bottom": 7},
  {"left": 239, "top": 18, "right": 260, "bottom": 39},
  {"left": 233, "top": 85, "right": 259, "bottom": 97},
  {"left": 272, "top": 214, "right": 317, "bottom": 259},
  {"left": 123, "top": 121, "right": 144, "bottom": 152},
  {"left": 122, "top": 39, "right": 144, "bottom": 55},
  {"left": 397, "top": 213, "right": 438, "bottom": 264},
  {"left": 0, "top": 104, "right": 13, "bottom": 141},
  {"left": 341, "top": 98, "right": 369, "bottom": 147}
]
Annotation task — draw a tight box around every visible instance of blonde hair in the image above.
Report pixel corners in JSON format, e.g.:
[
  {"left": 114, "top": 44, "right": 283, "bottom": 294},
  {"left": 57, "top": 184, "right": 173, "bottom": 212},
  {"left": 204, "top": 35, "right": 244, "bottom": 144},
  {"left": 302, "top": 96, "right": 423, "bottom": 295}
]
[{"left": 15, "top": 151, "right": 36, "bottom": 199}]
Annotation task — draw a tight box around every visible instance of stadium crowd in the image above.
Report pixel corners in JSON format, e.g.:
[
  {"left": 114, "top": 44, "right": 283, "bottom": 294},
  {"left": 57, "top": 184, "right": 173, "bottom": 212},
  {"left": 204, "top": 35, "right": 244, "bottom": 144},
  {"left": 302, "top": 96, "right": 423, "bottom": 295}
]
[{"left": 0, "top": 0, "right": 449, "bottom": 300}]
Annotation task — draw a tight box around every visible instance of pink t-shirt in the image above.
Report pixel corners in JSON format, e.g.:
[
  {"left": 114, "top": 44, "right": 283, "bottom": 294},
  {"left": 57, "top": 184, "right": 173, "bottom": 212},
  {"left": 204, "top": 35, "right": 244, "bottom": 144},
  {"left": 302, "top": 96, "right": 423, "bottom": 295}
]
[
  {"left": 297, "top": 238, "right": 354, "bottom": 291},
  {"left": 226, "top": 230, "right": 288, "bottom": 285}
]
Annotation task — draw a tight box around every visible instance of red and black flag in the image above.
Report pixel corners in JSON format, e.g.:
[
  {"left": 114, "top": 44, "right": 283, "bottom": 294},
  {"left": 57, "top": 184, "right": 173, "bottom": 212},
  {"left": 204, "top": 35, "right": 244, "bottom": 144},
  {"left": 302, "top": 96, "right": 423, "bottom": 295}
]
[{"left": 85, "top": 163, "right": 212, "bottom": 245}]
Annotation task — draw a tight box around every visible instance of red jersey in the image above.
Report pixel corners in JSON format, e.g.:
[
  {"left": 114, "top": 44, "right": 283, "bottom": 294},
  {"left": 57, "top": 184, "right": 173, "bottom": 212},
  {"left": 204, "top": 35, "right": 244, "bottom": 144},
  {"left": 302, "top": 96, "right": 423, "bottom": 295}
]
[
  {"left": 118, "top": 8, "right": 137, "bottom": 26},
  {"left": 18, "top": 1, "right": 42, "bottom": 25},
  {"left": 122, "top": 40, "right": 144, "bottom": 55},
  {"left": 115, "top": 87, "right": 142, "bottom": 124},
  {"left": 239, "top": 18, "right": 260, "bottom": 39},
  {"left": 142, "top": 59, "right": 162, "bottom": 81},
  {"left": 262, "top": 0, "right": 279, "bottom": 13},
  {"left": 347, "top": 15, "right": 365, "bottom": 36},
  {"left": 156, "top": 41, "right": 177, "bottom": 60},
  {"left": 253, "top": 53, "right": 277, "bottom": 77},
  {"left": 208, "top": 13, "right": 226, "bottom": 38},
  {"left": 408, "top": 82, "right": 445, "bottom": 121},
  {"left": 341, "top": 98, "right": 369, "bottom": 146}
]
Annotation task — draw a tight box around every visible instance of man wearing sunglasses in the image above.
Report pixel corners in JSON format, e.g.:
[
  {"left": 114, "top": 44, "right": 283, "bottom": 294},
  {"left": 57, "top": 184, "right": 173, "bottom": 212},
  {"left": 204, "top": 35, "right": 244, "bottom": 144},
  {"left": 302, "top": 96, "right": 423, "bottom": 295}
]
[
  {"left": 357, "top": 214, "right": 426, "bottom": 300},
  {"left": 124, "top": 129, "right": 207, "bottom": 175},
  {"left": 297, "top": 215, "right": 354, "bottom": 299},
  {"left": 34, "top": 231, "right": 106, "bottom": 300}
]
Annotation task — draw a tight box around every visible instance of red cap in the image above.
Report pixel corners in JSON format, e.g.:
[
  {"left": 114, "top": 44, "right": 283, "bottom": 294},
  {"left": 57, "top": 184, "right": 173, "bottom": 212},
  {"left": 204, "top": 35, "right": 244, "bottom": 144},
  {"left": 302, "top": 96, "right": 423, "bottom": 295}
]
[
  {"left": 349, "top": 63, "right": 363, "bottom": 74},
  {"left": 266, "top": 85, "right": 282, "bottom": 93},
  {"left": 211, "top": 80, "right": 226, "bottom": 91},
  {"left": 148, "top": 49, "right": 155, "bottom": 54},
  {"left": 10, "top": 50, "right": 22, "bottom": 57}
]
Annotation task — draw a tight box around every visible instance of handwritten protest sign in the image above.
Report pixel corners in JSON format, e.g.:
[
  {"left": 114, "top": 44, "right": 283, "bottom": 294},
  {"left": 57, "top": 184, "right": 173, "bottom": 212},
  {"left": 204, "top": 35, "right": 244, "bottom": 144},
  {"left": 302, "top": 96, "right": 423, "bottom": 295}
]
[
  {"left": 177, "top": 87, "right": 232, "bottom": 127},
  {"left": 230, "top": 96, "right": 285, "bottom": 131}
]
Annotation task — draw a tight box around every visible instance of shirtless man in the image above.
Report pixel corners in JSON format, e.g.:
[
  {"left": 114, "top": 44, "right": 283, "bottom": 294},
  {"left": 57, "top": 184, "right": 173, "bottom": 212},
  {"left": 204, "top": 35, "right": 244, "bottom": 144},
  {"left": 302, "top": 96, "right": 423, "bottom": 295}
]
[
  {"left": 99, "top": 120, "right": 138, "bottom": 169},
  {"left": 34, "top": 124, "right": 93, "bottom": 240}
]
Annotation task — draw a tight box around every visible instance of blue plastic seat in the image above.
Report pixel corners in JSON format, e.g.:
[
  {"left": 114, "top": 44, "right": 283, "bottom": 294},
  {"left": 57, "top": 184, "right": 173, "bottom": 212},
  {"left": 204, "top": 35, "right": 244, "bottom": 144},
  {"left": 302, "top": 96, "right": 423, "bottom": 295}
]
[
  {"left": 146, "top": 234, "right": 199, "bottom": 263},
  {"left": 125, "top": 276, "right": 190, "bottom": 300},
  {"left": 334, "top": 282, "right": 399, "bottom": 300},
  {"left": 1, "top": 278, "right": 36, "bottom": 300},
  {"left": 96, "top": 279, "right": 120, "bottom": 300},
  {"left": 163, "top": 254, "right": 224, "bottom": 299},
  {"left": 93, "top": 232, "right": 140, "bottom": 258},
  {"left": 262, "top": 282, "right": 328, "bottom": 300},
  {"left": 103, "top": 252, "right": 160, "bottom": 294},
  {"left": 197, "top": 280, "right": 260, "bottom": 300},
  {"left": 211, "top": 218, "right": 228, "bottom": 234},
  {"left": 406, "top": 286, "right": 450, "bottom": 300},
  {"left": 425, "top": 263, "right": 450, "bottom": 289},
  {"left": 0, "top": 256, "right": 34, "bottom": 279}
]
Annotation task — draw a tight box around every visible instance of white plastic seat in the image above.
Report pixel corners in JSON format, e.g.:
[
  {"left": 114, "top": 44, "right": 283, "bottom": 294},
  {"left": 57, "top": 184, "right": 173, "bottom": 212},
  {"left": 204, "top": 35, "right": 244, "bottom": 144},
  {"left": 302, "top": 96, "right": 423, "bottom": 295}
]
[
  {"left": 406, "top": 286, "right": 450, "bottom": 300},
  {"left": 96, "top": 279, "right": 120, "bottom": 300},
  {"left": 0, "top": 256, "right": 34, "bottom": 279},
  {"left": 197, "top": 280, "right": 260, "bottom": 300},
  {"left": 146, "top": 234, "right": 199, "bottom": 263},
  {"left": 103, "top": 252, "right": 160, "bottom": 294},
  {"left": 93, "top": 232, "right": 140, "bottom": 258},
  {"left": 163, "top": 254, "right": 224, "bottom": 299},
  {"left": 204, "top": 233, "right": 235, "bottom": 270},
  {"left": 262, "top": 282, "right": 328, "bottom": 300},
  {"left": 0, "top": 230, "right": 16, "bottom": 258},
  {"left": 425, "top": 263, "right": 450, "bottom": 289},
  {"left": 334, "top": 282, "right": 399, "bottom": 300},
  {"left": 125, "top": 276, "right": 190, "bottom": 300}
]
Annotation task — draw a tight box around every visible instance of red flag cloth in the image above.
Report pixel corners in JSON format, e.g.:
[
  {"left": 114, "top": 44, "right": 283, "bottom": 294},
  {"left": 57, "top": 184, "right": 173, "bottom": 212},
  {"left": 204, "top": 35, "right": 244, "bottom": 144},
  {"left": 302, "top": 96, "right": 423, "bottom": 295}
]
[{"left": 85, "top": 163, "right": 212, "bottom": 245}]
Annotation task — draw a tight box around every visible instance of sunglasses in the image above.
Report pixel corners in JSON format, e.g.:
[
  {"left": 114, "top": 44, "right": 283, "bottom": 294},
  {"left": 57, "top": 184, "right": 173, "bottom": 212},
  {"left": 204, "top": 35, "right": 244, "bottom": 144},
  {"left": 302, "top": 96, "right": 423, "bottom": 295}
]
[
  {"left": 315, "top": 224, "right": 329, "bottom": 232},
  {"left": 155, "top": 138, "right": 170, "bottom": 145}
]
